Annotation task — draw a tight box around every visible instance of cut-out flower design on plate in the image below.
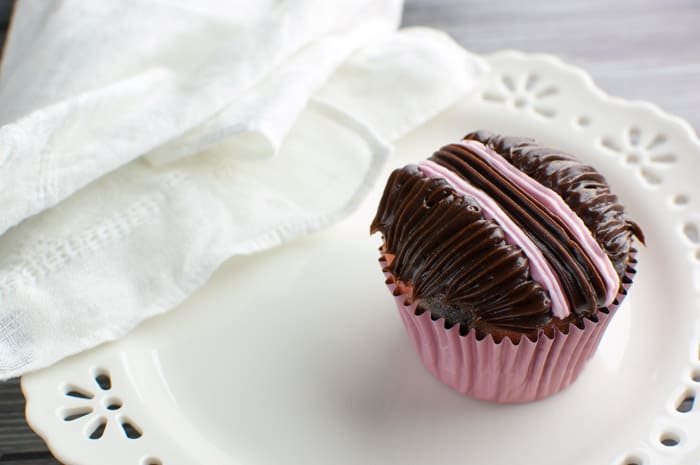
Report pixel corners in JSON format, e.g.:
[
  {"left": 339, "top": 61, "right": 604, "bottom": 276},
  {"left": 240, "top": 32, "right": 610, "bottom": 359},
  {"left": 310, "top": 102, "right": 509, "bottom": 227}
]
[
  {"left": 481, "top": 73, "right": 559, "bottom": 118},
  {"left": 60, "top": 369, "right": 143, "bottom": 441},
  {"left": 681, "top": 222, "right": 700, "bottom": 264},
  {"left": 600, "top": 127, "right": 677, "bottom": 185}
]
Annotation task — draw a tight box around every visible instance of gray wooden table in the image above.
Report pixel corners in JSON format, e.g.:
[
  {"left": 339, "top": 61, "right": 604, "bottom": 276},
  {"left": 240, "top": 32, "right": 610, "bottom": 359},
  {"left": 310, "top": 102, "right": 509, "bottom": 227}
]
[{"left": 0, "top": 0, "right": 697, "bottom": 463}]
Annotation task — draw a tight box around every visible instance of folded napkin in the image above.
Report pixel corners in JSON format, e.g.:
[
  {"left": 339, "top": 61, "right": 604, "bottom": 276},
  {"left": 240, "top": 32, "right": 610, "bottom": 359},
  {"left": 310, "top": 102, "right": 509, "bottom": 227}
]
[{"left": 0, "top": 0, "right": 486, "bottom": 379}]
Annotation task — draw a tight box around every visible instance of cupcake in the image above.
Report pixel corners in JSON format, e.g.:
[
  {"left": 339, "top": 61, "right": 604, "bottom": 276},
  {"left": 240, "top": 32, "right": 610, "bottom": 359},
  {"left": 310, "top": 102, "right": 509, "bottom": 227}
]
[{"left": 370, "top": 130, "right": 644, "bottom": 403}]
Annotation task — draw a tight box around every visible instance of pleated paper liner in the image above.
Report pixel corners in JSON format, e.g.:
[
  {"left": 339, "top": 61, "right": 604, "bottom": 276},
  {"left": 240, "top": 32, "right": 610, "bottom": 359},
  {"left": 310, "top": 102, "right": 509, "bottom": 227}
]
[{"left": 381, "top": 252, "right": 637, "bottom": 403}]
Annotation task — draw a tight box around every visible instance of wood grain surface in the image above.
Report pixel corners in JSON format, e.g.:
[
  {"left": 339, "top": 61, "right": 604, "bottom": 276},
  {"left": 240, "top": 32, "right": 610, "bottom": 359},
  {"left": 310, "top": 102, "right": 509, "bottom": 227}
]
[
  {"left": 0, "top": 0, "right": 698, "bottom": 463},
  {"left": 402, "top": 0, "right": 700, "bottom": 131}
]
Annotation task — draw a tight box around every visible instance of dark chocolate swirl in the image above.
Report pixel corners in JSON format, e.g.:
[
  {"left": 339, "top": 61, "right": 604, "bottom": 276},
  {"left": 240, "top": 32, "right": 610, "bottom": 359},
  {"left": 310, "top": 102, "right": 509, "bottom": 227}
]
[
  {"left": 464, "top": 130, "right": 644, "bottom": 277},
  {"left": 371, "top": 165, "right": 553, "bottom": 340}
]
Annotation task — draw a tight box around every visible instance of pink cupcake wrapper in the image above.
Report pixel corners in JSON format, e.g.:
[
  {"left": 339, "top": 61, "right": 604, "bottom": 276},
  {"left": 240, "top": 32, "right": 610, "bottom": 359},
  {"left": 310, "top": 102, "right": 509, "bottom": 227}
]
[{"left": 382, "top": 253, "right": 637, "bottom": 403}]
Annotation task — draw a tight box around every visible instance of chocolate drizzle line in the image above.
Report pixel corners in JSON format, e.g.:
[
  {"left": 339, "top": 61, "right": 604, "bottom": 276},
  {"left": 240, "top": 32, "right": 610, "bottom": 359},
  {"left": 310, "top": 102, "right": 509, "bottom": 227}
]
[
  {"left": 465, "top": 130, "right": 644, "bottom": 278},
  {"left": 371, "top": 165, "right": 553, "bottom": 341},
  {"left": 431, "top": 146, "right": 605, "bottom": 316}
]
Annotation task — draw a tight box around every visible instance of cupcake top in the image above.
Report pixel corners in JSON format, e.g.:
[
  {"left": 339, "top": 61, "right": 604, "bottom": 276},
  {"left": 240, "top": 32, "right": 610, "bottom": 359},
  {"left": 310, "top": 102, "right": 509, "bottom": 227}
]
[{"left": 371, "top": 130, "right": 644, "bottom": 341}]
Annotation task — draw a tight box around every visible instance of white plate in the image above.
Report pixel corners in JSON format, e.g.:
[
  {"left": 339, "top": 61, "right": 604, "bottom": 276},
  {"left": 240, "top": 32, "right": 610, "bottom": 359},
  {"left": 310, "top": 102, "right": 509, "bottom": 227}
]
[{"left": 22, "top": 51, "right": 700, "bottom": 465}]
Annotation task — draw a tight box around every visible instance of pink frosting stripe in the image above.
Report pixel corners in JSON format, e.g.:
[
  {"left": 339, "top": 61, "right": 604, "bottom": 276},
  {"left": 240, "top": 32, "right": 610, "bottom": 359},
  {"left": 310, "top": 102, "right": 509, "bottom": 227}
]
[
  {"left": 418, "top": 160, "right": 570, "bottom": 319},
  {"left": 458, "top": 140, "right": 619, "bottom": 307}
]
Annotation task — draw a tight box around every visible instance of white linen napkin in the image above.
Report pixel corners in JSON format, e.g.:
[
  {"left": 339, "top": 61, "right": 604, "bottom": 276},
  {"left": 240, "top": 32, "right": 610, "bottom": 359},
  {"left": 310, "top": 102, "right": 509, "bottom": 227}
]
[{"left": 0, "top": 0, "right": 486, "bottom": 379}]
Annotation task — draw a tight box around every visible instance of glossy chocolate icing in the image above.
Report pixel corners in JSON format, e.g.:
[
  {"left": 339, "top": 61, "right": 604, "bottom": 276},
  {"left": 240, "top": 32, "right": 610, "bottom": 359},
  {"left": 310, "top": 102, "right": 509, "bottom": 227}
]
[
  {"left": 431, "top": 145, "right": 605, "bottom": 316},
  {"left": 370, "top": 131, "right": 643, "bottom": 340},
  {"left": 371, "top": 165, "right": 553, "bottom": 339},
  {"left": 465, "top": 130, "right": 644, "bottom": 277}
]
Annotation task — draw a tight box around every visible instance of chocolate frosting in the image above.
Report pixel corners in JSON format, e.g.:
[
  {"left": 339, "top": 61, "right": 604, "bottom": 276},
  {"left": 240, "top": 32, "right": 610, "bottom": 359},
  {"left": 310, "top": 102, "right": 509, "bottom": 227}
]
[
  {"left": 464, "top": 130, "right": 644, "bottom": 277},
  {"left": 431, "top": 145, "right": 605, "bottom": 316},
  {"left": 371, "top": 165, "right": 553, "bottom": 340},
  {"left": 371, "top": 131, "right": 643, "bottom": 340}
]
